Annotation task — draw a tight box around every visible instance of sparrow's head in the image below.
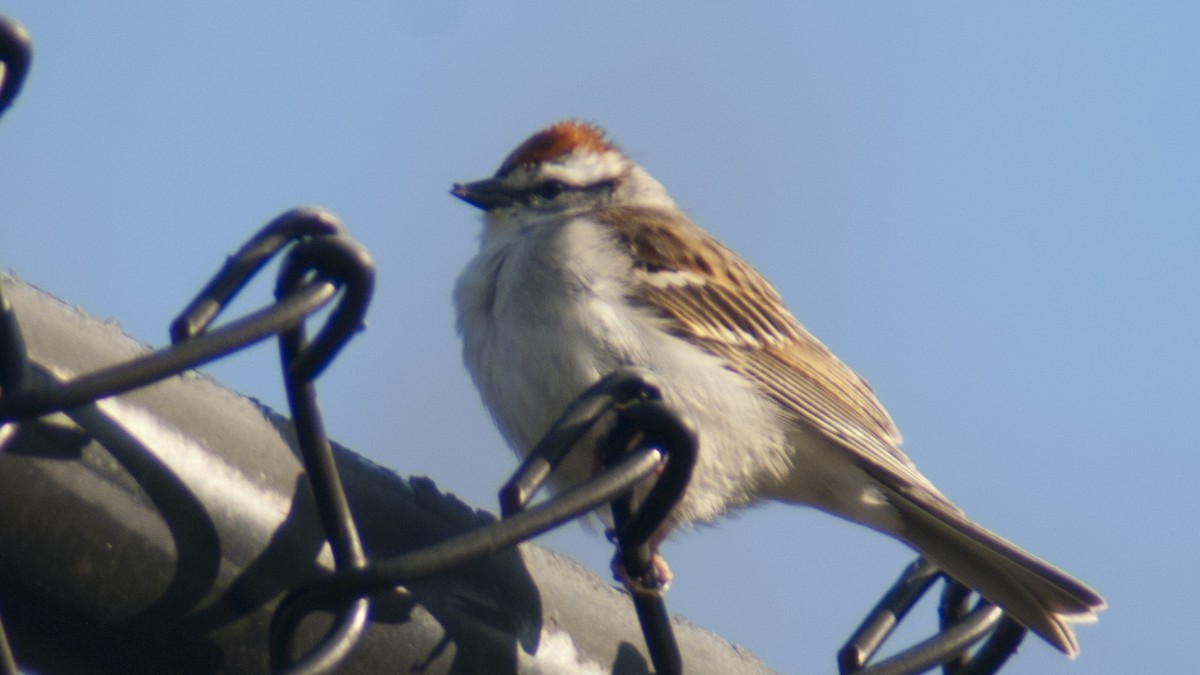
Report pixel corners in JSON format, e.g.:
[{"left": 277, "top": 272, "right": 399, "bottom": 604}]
[{"left": 452, "top": 120, "right": 672, "bottom": 221}]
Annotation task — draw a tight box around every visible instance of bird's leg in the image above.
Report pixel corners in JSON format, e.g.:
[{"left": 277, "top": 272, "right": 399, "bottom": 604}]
[{"left": 609, "top": 529, "right": 672, "bottom": 596}]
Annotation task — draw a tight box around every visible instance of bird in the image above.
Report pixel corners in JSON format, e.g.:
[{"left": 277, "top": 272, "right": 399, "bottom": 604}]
[{"left": 451, "top": 119, "right": 1104, "bottom": 657}]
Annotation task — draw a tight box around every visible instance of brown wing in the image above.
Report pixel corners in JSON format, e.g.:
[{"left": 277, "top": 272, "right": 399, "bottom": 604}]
[{"left": 597, "top": 205, "right": 948, "bottom": 500}]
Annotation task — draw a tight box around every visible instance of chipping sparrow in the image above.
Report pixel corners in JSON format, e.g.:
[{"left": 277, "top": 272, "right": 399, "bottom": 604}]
[{"left": 452, "top": 120, "right": 1104, "bottom": 656}]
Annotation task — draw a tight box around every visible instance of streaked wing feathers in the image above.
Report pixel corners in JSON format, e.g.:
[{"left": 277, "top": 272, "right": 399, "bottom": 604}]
[{"left": 598, "top": 205, "right": 948, "bottom": 500}]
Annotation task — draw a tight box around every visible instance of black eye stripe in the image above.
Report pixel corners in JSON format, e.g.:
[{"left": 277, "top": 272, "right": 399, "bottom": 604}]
[
  {"left": 536, "top": 180, "right": 567, "bottom": 199},
  {"left": 517, "top": 178, "right": 616, "bottom": 205},
  {"left": 516, "top": 180, "right": 568, "bottom": 204}
]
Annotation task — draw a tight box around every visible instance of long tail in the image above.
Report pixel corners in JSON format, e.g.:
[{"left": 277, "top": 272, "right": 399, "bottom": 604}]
[{"left": 882, "top": 484, "right": 1105, "bottom": 656}]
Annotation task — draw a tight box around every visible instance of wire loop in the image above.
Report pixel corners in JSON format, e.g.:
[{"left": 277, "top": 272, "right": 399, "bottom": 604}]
[
  {"left": 495, "top": 367, "right": 696, "bottom": 675},
  {"left": 839, "top": 559, "right": 1026, "bottom": 675},
  {"left": 269, "top": 235, "right": 374, "bottom": 674},
  {"left": 0, "top": 15, "right": 31, "bottom": 119},
  {"left": 171, "top": 207, "right": 346, "bottom": 343},
  {"left": 275, "top": 236, "right": 374, "bottom": 382}
]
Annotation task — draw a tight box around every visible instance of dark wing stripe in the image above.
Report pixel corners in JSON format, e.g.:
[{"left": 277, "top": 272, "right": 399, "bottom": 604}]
[
  {"left": 710, "top": 282, "right": 785, "bottom": 345},
  {"left": 644, "top": 285, "right": 739, "bottom": 343}
]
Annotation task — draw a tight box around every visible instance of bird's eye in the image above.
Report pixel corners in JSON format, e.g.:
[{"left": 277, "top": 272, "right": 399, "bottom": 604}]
[{"left": 535, "top": 180, "right": 567, "bottom": 200}]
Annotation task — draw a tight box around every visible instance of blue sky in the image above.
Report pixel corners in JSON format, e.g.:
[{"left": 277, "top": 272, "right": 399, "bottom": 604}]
[{"left": 2, "top": 3, "right": 1197, "bottom": 673}]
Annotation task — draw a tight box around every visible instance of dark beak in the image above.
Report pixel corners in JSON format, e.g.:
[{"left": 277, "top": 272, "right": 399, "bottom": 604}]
[{"left": 451, "top": 178, "right": 517, "bottom": 211}]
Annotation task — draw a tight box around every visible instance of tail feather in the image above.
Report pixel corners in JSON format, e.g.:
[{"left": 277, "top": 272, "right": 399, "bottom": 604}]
[{"left": 884, "top": 485, "right": 1105, "bottom": 656}]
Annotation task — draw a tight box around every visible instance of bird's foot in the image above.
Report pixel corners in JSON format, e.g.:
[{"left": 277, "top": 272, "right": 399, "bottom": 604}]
[{"left": 611, "top": 550, "right": 673, "bottom": 597}]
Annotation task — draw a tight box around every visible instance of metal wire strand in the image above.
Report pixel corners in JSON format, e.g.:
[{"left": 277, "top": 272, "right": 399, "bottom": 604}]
[
  {"left": 954, "top": 616, "right": 1025, "bottom": 675},
  {"left": 937, "top": 578, "right": 975, "bottom": 674},
  {"left": 0, "top": 282, "right": 335, "bottom": 423},
  {"left": 853, "top": 604, "right": 1004, "bottom": 675},
  {"left": 0, "top": 201, "right": 374, "bottom": 672},
  {"left": 605, "top": 399, "right": 697, "bottom": 548},
  {"left": 171, "top": 207, "right": 347, "bottom": 343},
  {"left": 0, "top": 20, "right": 36, "bottom": 674},
  {"left": 840, "top": 559, "right": 945, "bottom": 674},
  {"left": 271, "top": 448, "right": 668, "bottom": 645},
  {"left": 169, "top": 226, "right": 378, "bottom": 675},
  {"left": 604, "top": 399, "right": 698, "bottom": 675},
  {"left": 275, "top": 237, "right": 374, "bottom": 382},
  {"left": 0, "top": 15, "right": 33, "bottom": 402},
  {"left": 272, "top": 372, "right": 696, "bottom": 673},
  {"left": 496, "top": 366, "right": 696, "bottom": 674},
  {"left": 839, "top": 559, "right": 1028, "bottom": 675},
  {"left": 0, "top": 15, "right": 32, "bottom": 119},
  {"left": 0, "top": 282, "right": 30, "bottom": 395},
  {"left": 499, "top": 366, "right": 664, "bottom": 517},
  {"left": 271, "top": 236, "right": 375, "bottom": 674}
]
